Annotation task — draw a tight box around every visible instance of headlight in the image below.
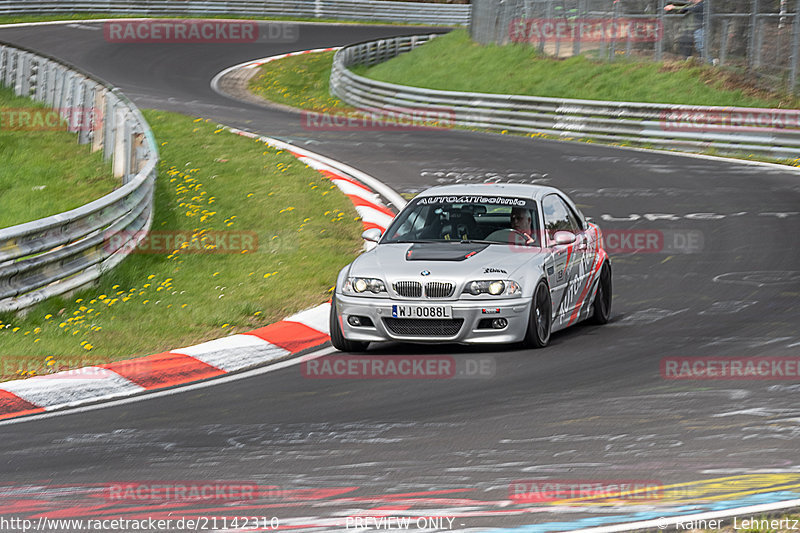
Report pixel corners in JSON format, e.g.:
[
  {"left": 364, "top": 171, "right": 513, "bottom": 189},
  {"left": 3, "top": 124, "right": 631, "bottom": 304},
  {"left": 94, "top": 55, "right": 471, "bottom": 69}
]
[
  {"left": 464, "top": 280, "right": 521, "bottom": 296},
  {"left": 345, "top": 277, "right": 386, "bottom": 295}
]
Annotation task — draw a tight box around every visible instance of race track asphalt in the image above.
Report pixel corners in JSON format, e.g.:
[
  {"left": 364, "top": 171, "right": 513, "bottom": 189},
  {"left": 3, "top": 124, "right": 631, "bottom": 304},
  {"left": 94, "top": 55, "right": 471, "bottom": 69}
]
[{"left": 1, "top": 21, "right": 799, "bottom": 531}]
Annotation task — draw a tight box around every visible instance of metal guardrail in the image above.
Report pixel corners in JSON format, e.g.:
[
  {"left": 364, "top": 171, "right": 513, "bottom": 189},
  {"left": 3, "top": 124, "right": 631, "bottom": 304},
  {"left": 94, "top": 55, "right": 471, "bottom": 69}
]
[
  {"left": 0, "top": 0, "right": 471, "bottom": 26},
  {"left": 0, "top": 41, "right": 158, "bottom": 313},
  {"left": 330, "top": 34, "right": 800, "bottom": 159}
]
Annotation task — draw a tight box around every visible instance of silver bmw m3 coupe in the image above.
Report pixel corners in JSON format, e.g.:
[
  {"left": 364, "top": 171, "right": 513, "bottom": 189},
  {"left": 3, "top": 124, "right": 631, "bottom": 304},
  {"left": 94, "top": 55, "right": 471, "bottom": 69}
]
[{"left": 330, "top": 183, "right": 612, "bottom": 351}]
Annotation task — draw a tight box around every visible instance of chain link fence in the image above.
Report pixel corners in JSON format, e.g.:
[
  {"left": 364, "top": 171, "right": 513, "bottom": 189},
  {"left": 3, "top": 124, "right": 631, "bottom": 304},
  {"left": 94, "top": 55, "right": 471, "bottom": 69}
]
[{"left": 470, "top": 0, "right": 800, "bottom": 93}]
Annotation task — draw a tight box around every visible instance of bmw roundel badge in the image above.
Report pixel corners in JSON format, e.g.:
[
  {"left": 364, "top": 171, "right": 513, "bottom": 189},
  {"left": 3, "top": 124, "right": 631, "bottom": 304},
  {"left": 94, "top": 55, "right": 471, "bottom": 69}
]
[{"left": 421, "top": 270, "right": 431, "bottom": 276}]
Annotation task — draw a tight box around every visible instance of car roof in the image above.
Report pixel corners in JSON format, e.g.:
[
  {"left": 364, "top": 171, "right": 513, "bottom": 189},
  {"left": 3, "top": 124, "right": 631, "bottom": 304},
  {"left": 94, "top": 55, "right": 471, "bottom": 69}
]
[{"left": 415, "top": 183, "right": 565, "bottom": 202}]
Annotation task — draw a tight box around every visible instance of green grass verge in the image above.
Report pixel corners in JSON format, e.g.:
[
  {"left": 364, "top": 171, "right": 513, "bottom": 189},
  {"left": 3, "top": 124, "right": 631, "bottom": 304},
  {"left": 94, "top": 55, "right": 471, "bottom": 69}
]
[
  {"left": 0, "top": 87, "right": 116, "bottom": 228},
  {"left": 246, "top": 41, "right": 800, "bottom": 169},
  {"left": 0, "top": 110, "right": 363, "bottom": 381},
  {"left": 354, "top": 29, "right": 800, "bottom": 108},
  {"left": 249, "top": 51, "right": 353, "bottom": 113}
]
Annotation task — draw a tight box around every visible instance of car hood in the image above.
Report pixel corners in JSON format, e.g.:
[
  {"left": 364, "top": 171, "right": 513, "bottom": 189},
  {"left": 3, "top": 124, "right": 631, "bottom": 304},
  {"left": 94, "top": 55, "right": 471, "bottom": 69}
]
[{"left": 349, "top": 243, "right": 544, "bottom": 281}]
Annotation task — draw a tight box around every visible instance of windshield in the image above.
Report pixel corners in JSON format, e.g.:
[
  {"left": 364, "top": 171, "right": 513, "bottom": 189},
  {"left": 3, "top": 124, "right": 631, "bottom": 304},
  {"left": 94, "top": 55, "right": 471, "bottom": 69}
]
[{"left": 382, "top": 195, "right": 541, "bottom": 246}]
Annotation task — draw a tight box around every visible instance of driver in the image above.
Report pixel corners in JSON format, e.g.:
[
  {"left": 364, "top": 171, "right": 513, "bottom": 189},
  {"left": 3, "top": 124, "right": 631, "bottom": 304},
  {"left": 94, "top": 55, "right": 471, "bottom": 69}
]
[{"left": 510, "top": 207, "right": 537, "bottom": 246}]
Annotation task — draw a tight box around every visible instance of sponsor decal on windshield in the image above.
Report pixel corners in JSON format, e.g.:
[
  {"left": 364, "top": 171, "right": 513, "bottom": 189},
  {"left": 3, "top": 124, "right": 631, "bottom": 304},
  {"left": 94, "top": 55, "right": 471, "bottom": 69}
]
[{"left": 415, "top": 196, "right": 531, "bottom": 207}]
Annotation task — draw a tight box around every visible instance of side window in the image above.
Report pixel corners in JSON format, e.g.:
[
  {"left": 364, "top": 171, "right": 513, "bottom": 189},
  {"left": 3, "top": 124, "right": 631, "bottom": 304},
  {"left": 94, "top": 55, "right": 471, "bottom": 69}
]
[
  {"left": 542, "top": 195, "right": 581, "bottom": 243},
  {"left": 389, "top": 205, "right": 430, "bottom": 240}
]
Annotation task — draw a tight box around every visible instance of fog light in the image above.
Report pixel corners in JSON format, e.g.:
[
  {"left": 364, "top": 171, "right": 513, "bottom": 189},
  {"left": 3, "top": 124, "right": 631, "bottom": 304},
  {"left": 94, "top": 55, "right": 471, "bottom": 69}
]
[
  {"left": 347, "top": 316, "right": 361, "bottom": 327},
  {"left": 491, "top": 318, "right": 508, "bottom": 329}
]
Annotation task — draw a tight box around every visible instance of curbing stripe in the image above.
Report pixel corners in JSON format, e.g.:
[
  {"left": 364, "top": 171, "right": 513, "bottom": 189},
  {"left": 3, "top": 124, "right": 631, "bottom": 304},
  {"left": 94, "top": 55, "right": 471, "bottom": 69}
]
[
  {"left": 284, "top": 301, "right": 331, "bottom": 335},
  {"left": 101, "top": 352, "right": 225, "bottom": 390},
  {"left": 0, "top": 390, "right": 46, "bottom": 420},
  {"left": 0, "top": 367, "right": 146, "bottom": 411},
  {"left": 170, "top": 334, "right": 290, "bottom": 373},
  {"left": 245, "top": 321, "right": 331, "bottom": 354},
  {"left": 353, "top": 204, "right": 396, "bottom": 230},
  {"left": 347, "top": 194, "right": 397, "bottom": 218}
]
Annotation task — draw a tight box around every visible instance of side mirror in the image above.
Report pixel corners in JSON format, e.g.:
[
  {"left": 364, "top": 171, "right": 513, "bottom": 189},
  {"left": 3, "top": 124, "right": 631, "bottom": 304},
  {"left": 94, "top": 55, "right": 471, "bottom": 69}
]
[
  {"left": 361, "top": 228, "right": 382, "bottom": 243},
  {"left": 553, "top": 231, "right": 576, "bottom": 246}
]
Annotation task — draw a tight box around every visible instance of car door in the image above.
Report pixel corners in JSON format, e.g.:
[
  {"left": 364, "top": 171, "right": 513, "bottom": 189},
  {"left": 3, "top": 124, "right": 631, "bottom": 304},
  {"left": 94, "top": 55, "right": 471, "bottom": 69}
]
[{"left": 542, "top": 194, "right": 585, "bottom": 323}]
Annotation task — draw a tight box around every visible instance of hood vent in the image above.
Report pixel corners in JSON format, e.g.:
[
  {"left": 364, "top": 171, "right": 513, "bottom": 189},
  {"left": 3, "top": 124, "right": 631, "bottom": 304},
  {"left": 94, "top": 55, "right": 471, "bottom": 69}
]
[{"left": 405, "top": 242, "right": 489, "bottom": 261}]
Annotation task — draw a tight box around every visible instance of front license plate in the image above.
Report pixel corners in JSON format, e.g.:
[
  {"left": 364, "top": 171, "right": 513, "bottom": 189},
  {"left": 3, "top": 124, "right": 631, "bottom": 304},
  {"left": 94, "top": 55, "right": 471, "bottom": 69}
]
[{"left": 391, "top": 305, "right": 452, "bottom": 319}]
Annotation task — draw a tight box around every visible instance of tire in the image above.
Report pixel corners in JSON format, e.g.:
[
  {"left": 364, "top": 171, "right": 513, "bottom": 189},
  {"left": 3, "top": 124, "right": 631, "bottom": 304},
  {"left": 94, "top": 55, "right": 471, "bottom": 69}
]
[
  {"left": 524, "top": 280, "right": 552, "bottom": 348},
  {"left": 588, "top": 262, "right": 612, "bottom": 325},
  {"left": 329, "top": 294, "right": 370, "bottom": 352}
]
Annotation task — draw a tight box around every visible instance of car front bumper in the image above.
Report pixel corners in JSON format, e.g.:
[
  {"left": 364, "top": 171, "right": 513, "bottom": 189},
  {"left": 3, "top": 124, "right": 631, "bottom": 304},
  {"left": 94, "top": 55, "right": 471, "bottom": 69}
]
[{"left": 334, "top": 293, "right": 532, "bottom": 344}]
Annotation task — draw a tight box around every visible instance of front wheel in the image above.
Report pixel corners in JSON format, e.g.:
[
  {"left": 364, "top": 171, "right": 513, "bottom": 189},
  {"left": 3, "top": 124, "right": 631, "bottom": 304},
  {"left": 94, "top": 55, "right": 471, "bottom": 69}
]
[
  {"left": 329, "top": 294, "right": 370, "bottom": 352},
  {"left": 588, "top": 262, "right": 612, "bottom": 325},
  {"left": 524, "top": 281, "right": 552, "bottom": 348}
]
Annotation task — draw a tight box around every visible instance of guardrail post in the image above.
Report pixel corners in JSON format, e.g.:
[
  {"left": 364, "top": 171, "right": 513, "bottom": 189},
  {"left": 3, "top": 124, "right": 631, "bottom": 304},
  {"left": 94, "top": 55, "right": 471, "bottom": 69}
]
[
  {"left": 112, "top": 106, "right": 126, "bottom": 179},
  {"left": 69, "top": 73, "right": 81, "bottom": 133},
  {"left": 104, "top": 95, "right": 116, "bottom": 161},
  {"left": 132, "top": 131, "right": 145, "bottom": 175},
  {"left": 56, "top": 70, "right": 69, "bottom": 118},
  {"left": 14, "top": 51, "right": 27, "bottom": 96},
  {"left": 78, "top": 79, "right": 91, "bottom": 145},
  {"left": 48, "top": 64, "right": 60, "bottom": 108},
  {"left": 123, "top": 117, "right": 133, "bottom": 182},
  {"left": 33, "top": 59, "right": 45, "bottom": 101},
  {"left": 92, "top": 87, "right": 105, "bottom": 153},
  {"left": 4, "top": 49, "right": 15, "bottom": 88},
  {"left": 790, "top": 0, "right": 800, "bottom": 92}
]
